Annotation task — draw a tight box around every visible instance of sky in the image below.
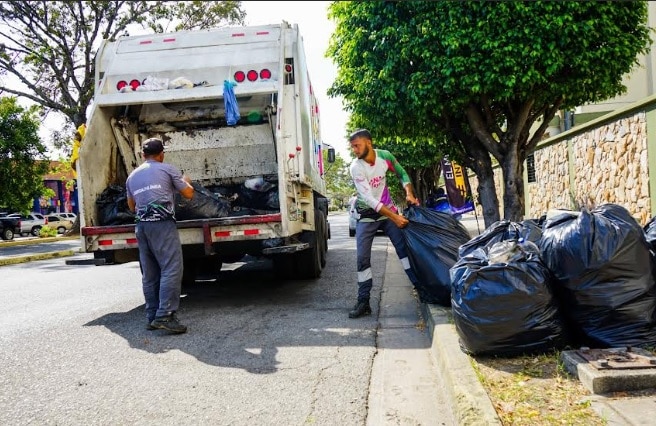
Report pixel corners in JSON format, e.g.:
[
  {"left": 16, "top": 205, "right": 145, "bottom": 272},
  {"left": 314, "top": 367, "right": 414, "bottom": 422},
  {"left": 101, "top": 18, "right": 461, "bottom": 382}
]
[
  {"left": 241, "top": 1, "right": 351, "bottom": 158},
  {"left": 33, "top": 2, "right": 351, "bottom": 159}
]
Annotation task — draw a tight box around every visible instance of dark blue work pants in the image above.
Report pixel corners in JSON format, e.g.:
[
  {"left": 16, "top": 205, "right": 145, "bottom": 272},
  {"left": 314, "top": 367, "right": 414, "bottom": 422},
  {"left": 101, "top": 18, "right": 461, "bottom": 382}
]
[
  {"left": 355, "top": 218, "right": 419, "bottom": 302},
  {"left": 135, "top": 220, "right": 183, "bottom": 320}
]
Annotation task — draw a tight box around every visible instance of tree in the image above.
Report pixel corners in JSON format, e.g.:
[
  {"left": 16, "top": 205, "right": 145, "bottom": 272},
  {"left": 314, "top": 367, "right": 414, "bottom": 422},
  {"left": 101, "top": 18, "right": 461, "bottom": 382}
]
[
  {"left": 0, "top": 97, "right": 49, "bottom": 212},
  {"left": 322, "top": 149, "right": 354, "bottom": 209},
  {"left": 0, "top": 1, "right": 246, "bottom": 144},
  {"left": 328, "top": 1, "right": 651, "bottom": 224}
]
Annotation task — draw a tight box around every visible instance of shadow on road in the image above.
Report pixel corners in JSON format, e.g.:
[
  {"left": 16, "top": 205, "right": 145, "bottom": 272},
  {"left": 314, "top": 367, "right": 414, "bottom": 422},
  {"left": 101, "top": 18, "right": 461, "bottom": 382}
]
[{"left": 83, "top": 246, "right": 418, "bottom": 374}]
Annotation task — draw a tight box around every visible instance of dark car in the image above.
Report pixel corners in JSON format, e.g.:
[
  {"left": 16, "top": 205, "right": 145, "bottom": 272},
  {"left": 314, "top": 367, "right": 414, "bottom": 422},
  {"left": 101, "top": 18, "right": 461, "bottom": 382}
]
[{"left": 0, "top": 216, "right": 20, "bottom": 240}]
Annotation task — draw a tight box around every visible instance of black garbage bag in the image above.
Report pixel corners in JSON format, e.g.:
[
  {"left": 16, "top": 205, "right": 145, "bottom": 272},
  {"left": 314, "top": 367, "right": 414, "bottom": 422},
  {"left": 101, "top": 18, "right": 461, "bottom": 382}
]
[
  {"left": 540, "top": 204, "right": 656, "bottom": 348},
  {"left": 175, "top": 182, "right": 232, "bottom": 220},
  {"left": 234, "top": 184, "right": 279, "bottom": 211},
  {"left": 450, "top": 239, "right": 565, "bottom": 356},
  {"left": 644, "top": 216, "right": 656, "bottom": 252},
  {"left": 96, "top": 184, "right": 135, "bottom": 225},
  {"left": 459, "top": 219, "right": 543, "bottom": 258},
  {"left": 401, "top": 206, "right": 472, "bottom": 305}
]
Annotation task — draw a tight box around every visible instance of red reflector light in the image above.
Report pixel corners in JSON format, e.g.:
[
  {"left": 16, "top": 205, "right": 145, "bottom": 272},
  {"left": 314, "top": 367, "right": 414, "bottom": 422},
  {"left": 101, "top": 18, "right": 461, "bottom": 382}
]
[
  {"left": 99, "top": 240, "right": 113, "bottom": 246},
  {"left": 284, "top": 64, "right": 293, "bottom": 73},
  {"left": 129, "top": 79, "right": 141, "bottom": 90},
  {"left": 127, "top": 238, "right": 138, "bottom": 244},
  {"left": 116, "top": 80, "right": 128, "bottom": 91},
  {"left": 244, "top": 229, "right": 259, "bottom": 235},
  {"left": 260, "top": 69, "right": 272, "bottom": 80},
  {"left": 247, "top": 70, "right": 258, "bottom": 82},
  {"left": 215, "top": 231, "right": 230, "bottom": 237},
  {"left": 234, "top": 71, "right": 245, "bottom": 83}
]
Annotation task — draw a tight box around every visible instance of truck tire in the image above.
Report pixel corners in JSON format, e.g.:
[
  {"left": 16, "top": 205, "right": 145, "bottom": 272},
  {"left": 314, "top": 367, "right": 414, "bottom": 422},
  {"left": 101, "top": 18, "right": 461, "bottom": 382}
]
[
  {"left": 297, "top": 210, "right": 325, "bottom": 279},
  {"left": 2, "top": 227, "right": 14, "bottom": 240},
  {"left": 272, "top": 255, "right": 296, "bottom": 280}
]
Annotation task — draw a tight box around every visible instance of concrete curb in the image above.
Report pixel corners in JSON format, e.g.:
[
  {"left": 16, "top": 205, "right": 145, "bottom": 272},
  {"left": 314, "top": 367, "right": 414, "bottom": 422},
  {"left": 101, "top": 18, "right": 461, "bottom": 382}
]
[
  {"left": 0, "top": 249, "right": 76, "bottom": 266},
  {"left": 0, "top": 235, "right": 78, "bottom": 248},
  {"left": 421, "top": 303, "right": 502, "bottom": 426}
]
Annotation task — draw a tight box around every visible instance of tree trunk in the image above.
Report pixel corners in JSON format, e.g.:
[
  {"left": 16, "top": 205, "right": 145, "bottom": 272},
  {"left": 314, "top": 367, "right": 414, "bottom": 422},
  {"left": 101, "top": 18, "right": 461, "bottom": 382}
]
[
  {"left": 500, "top": 150, "right": 525, "bottom": 222},
  {"left": 461, "top": 141, "right": 500, "bottom": 228}
]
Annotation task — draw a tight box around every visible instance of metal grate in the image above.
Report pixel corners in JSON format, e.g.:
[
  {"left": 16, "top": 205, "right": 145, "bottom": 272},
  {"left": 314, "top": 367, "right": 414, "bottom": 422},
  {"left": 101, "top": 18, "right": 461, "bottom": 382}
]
[{"left": 526, "top": 153, "right": 536, "bottom": 183}]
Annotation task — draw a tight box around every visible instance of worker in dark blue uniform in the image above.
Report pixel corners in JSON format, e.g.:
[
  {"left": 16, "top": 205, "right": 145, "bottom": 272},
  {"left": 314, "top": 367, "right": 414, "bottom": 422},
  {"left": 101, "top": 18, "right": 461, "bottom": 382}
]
[{"left": 126, "top": 138, "right": 194, "bottom": 333}]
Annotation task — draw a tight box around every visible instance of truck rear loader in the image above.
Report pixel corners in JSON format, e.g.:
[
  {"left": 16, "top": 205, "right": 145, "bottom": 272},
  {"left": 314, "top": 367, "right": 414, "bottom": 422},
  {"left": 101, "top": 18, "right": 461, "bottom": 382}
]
[{"left": 78, "top": 21, "right": 334, "bottom": 282}]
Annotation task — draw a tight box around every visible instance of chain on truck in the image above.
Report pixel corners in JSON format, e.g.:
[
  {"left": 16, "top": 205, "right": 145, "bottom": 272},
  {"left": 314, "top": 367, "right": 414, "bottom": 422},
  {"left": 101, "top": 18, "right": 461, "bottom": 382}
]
[{"left": 78, "top": 21, "right": 335, "bottom": 283}]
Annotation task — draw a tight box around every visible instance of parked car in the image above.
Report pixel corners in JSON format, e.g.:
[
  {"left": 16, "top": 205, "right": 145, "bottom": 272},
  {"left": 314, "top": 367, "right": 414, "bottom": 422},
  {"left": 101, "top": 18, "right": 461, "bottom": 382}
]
[
  {"left": 46, "top": 215, "right": 74, "bottom": 234},
  {"left": 348, "top": 197, "right": 359, "bottom": 237},
  {"left": 7, "top": 212, "right": 48, "bottom": 236},
  {"left": 57, "top": 212, "right": 77, "bottom": 220},
  {"left": 0, "top": 215, "right": 20, "bottom": 240}
]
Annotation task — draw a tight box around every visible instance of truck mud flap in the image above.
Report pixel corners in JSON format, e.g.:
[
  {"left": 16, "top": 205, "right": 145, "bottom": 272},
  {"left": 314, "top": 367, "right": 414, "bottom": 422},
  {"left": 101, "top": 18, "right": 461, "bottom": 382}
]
[{"left": 262, "top": 242, "right": 309, "bottom": 255}]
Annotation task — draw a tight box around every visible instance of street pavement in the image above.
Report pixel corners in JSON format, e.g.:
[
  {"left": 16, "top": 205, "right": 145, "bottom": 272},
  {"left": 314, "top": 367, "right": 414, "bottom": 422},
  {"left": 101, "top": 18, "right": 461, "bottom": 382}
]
[{"left": 3, "top": 214, "right": 656, "bottom": 425}]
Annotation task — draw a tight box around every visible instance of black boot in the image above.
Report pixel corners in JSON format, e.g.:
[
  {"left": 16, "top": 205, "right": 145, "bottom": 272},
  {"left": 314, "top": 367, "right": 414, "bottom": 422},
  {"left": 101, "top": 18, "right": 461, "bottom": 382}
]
[{"left": 349, "top": 300, "right": 372, "bottom": 318}]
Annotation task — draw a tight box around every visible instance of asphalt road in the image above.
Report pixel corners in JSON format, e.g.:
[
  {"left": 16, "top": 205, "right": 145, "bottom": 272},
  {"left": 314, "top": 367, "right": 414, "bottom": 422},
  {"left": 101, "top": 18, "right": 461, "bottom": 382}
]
[{"left": 0, "top": 213, "right": 453, "bottom": 426}]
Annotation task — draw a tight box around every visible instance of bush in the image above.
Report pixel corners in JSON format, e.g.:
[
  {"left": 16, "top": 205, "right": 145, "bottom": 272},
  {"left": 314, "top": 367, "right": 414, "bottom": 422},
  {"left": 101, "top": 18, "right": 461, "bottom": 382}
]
[{"left": 39, "top": 225, "right": 57, "bottom": 238}]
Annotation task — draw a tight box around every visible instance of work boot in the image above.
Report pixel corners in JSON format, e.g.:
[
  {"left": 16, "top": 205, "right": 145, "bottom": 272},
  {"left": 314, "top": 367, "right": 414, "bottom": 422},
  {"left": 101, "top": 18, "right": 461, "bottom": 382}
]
[
  {"left": 349, "top": 300, "right": 372, "bottom": 318},
  {"left": 146, "top": 319, "right": 157, "bottom": 331},
  {"left": 150, "top": 313, "right": 188, "bottom": 334}
]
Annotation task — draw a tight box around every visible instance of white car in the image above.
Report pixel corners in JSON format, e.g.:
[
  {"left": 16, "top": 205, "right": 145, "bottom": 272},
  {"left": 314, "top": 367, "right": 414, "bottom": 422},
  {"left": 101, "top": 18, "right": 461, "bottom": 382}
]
[
  {"left": 57, "top": 212, "right": 77, "bottom": 220},
  {"left": 348, "top": 197, "right": 359, "bottom": 237}
]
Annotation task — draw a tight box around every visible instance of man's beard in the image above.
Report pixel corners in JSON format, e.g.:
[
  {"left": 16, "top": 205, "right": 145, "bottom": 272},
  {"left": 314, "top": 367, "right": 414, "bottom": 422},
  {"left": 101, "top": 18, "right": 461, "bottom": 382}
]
[{"left": 357, "top": 146, "right": 369, "bottom": 160}]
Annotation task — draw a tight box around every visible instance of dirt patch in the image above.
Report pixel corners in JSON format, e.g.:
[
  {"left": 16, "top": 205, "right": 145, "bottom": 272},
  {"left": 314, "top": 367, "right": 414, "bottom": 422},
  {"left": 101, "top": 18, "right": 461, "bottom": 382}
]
[{"left": 471, "top": 351, "right": 606, "bottom": 425}]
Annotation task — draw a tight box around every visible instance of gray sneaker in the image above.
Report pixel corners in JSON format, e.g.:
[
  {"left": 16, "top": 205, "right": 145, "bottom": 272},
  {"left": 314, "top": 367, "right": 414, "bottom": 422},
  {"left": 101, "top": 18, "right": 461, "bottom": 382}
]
[{"left": 150, "top": 313, "right": 187, "bottom": 334}]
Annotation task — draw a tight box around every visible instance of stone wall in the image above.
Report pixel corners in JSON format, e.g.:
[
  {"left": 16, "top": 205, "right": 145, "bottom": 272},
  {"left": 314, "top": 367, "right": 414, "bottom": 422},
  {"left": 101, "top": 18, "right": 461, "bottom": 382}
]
[{"left": 467, "top": 100, "right": 655, "bottom": 225}]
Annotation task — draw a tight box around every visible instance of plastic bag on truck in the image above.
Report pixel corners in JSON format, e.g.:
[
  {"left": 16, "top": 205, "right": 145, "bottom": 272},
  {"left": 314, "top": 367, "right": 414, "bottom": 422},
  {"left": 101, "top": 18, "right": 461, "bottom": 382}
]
[
  {"left": 450, "top": 239, "right": 565, "bottom": 356},
  {"left": 540, "top": 204, "right": 656, "bottom": 348},
  {"left": 96, "top": 184, "right": 135, "bottom": 225},
  {"left": 175, "top": 182, "right": 232, "bottom": 220},
  {"left": 401, "top": 206, "right": 472, "bottom": 306},
  {"left": 459, "top": 219, "right": 543, "bottom": 258},
  {"left": 224, "top": 80, "right": 240, "bottom": 126}
]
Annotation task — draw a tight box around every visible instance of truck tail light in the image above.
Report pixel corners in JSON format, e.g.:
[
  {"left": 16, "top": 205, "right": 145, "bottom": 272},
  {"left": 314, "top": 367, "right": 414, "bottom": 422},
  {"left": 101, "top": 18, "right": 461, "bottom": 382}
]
[
  {"left": 44, "top": 217, "right": 48, "bottom": 225},
  {"left": 259, "top": 69, "right": 271, "bottom": 80},
  {"left": 233, "top": 69, "right": 273, "bottom": 83},
  {"left": 116, "top": 80, "right": 128, "bottom": 91}
]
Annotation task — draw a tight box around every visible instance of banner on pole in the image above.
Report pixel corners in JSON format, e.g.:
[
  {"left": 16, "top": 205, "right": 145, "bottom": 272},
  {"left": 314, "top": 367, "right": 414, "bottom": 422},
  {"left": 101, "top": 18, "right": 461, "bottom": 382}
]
[{"left": 441, "top": 157, "right": 475, "bottom": 215}]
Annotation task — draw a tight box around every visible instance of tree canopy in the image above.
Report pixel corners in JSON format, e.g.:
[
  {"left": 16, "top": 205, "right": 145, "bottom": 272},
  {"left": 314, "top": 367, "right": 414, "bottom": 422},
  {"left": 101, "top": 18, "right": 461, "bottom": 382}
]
[
  {"left": 328, "top": 1, "right": 652, "bottom": 224},
  {"left": 0, "top": 0, "right": 246, "bottom": 149},
  {"left": 0, "top": 97, "right": 49, "bottom": 212}
]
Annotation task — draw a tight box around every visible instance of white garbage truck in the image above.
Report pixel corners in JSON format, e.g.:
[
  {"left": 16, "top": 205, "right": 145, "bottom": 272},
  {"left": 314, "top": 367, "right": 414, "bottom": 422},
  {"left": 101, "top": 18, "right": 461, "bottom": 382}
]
[{"left": 78, "top": 21, "right": 334, "bottom": 282}]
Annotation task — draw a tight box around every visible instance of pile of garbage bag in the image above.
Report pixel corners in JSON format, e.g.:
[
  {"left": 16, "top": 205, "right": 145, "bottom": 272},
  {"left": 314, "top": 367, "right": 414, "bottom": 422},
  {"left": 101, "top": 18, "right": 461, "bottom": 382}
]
[
  {"left": 401, "top": 206, "right": 471, "bottom": 305},
  {"left": 451, "top": 237, "right": 565, "bottom": 356},
  {"left": 96, "top": 184, "right": 135, "bottom": 225},
  {"left": 540, "top": 204, "right": 656, "bottom": 348},
  {"left": 96, "top": 176, "right": 280, "bottom": 225},
  {"left": 440, "top": 203, "right": 656, "bottom": 356}
]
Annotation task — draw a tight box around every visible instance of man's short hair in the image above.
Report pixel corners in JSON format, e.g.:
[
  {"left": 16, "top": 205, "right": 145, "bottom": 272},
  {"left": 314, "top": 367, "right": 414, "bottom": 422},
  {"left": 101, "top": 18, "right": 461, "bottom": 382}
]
[
  {"left": 142, "top": 138, "right": 164, "bottom": 155},
  {"left": 349, "top": 129, "right": 372, "bottom": 142}
]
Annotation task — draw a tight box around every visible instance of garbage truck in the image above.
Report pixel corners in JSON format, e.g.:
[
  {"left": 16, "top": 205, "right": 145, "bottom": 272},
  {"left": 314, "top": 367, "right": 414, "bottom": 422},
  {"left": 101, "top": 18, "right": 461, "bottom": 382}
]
[{"left": 78, "top": 21, "right": 334, "bottom": 282}]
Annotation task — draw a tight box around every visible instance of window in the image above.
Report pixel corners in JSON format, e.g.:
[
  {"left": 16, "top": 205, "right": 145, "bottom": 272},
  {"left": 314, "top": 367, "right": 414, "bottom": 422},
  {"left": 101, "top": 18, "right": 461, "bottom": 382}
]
[{"left": 527, "top": 153, "right": 536, "bottom": 183}]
